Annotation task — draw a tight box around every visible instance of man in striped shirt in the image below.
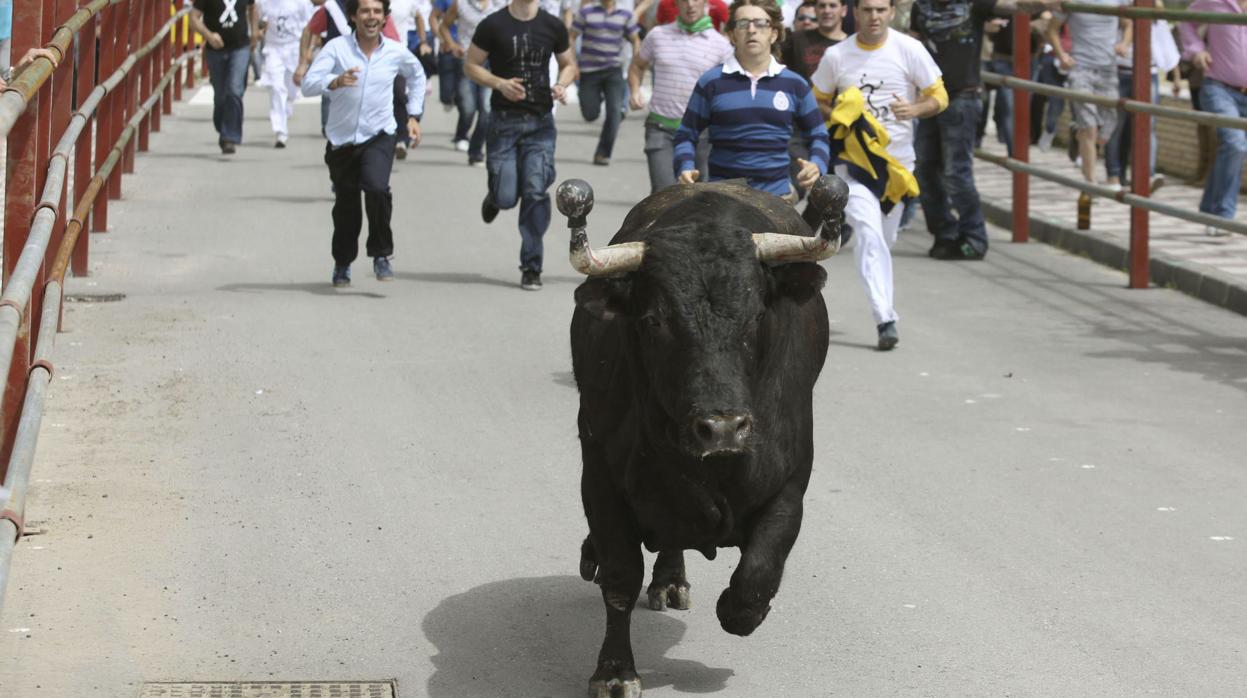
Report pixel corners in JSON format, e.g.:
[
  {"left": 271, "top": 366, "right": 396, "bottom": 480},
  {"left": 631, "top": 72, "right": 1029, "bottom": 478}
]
[
  {"left": 571, "top": 0, "right": 641, "bottom": 165},
  {"left": 672, "top": 0, "right": 829, "bottom": 199},
  {"left": 628, "top": 0, "right": 733, "bottom": 192}
]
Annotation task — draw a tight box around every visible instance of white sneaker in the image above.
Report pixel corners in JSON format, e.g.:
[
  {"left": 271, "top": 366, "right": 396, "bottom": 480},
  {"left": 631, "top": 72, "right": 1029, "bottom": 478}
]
[
  {"left": 1205, "top": 225, "right": 1228, "bottom": 237},
  {"left": 454, "top": 139, "right": 469, "bottom": 152},
  {"left": 1038, "top": 130, "right": 1055, "bottom": 152}
]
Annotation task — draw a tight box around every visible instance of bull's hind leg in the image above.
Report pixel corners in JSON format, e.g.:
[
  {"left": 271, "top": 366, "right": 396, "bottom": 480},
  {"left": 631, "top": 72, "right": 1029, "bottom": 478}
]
[
  {"left": 646, "top": 550, "right": 691, "bottom": 611},
  {"left": 717, "top": 483, "right": 804, "bottom": 637}
]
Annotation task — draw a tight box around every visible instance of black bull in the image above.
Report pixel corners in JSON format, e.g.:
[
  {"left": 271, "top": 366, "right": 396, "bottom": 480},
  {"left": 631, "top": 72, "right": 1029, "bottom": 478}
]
[{"left": 562, "top": 178, "right": 849, "bottom": 697}]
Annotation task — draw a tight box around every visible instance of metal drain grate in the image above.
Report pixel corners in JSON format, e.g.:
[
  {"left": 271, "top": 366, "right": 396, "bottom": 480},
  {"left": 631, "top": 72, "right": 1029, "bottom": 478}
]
[{"left": 138, "top": 682, "right": 395, "bottom": 698}]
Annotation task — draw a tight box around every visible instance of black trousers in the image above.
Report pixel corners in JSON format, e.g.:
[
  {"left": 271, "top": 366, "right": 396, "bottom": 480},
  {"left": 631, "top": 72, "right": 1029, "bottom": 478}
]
[{"left": 324, "top": 132, "right": 396, "bottom": 266}]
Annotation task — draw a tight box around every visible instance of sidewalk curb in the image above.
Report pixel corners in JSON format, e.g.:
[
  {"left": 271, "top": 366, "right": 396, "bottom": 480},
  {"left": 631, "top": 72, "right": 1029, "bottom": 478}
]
[{"left": 981, "top": 201, "right": 1247, "bottom": 318}]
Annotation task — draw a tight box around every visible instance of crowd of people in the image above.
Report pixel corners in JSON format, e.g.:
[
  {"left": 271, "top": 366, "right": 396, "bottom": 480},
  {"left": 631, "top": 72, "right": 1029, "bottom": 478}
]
[{"left": 176, "top": 0, "right": 1243, "bottom": 350}]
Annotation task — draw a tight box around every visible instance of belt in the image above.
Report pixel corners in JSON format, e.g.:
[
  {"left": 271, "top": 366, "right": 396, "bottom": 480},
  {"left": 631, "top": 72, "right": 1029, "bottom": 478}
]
[{"left": 1207, "top": 78, "right": 1247, "bottom": 95}]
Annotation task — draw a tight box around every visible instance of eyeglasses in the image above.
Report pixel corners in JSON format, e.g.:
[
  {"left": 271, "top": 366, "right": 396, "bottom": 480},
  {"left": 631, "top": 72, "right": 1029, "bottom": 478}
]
[
  {"left": 731, "top": 18, "right": 775, "bottom": 31},
  {"left": 796, "top": 14, "right": 817, "bottom": 21}
]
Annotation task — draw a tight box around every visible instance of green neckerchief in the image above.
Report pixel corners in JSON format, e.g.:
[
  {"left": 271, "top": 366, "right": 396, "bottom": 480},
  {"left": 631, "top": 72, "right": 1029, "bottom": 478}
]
[{"left": 677, "top": 16, "right": 714, "bottom": 33}]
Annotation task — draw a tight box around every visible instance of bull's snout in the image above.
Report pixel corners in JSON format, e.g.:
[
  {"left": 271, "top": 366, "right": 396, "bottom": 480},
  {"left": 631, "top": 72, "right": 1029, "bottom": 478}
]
[{"left": 692, "top": 413, "right": 753, "bottom": 455}]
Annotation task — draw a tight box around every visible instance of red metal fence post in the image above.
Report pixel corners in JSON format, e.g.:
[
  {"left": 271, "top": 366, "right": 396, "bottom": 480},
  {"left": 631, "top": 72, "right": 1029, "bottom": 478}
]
[
  {"left": 137, "top": 0, "right": 153, "bottom": 152},
  {"left": 93, "top": 4, "right": 116, "bottom": 228},
  {"left": 73, "top": 0, "right": 99, "bottom": 273},
  {"left": 162, "top": 0, "right": 174, "bottom": 116},
  {"left": 108, "top": 0, "right": 130, "bottom": 194},
  {"left": 48, "top": 0, "right": 76, "bottom": 282},
  {"left": 184, "top": 13, "right": 197, "bottom": 89},
  {"left": 1011, "top": 15, "right": 1032, "bottom": 243},
  {"left": 0, "top": 0, "right": 43, "bottom": 482},
  {"left": 1129, "top": 0, "right": 1154, "bottom": 289},
  {"left": 173, "top": 9, "right": 184, "bottom": 101},
  {"left": 123, "top": 0, "right": 140, "bottom": 173}
]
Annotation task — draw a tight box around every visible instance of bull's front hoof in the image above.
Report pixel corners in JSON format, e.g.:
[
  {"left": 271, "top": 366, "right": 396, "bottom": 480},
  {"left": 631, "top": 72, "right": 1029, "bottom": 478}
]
[
  {"left": 716, "top": 587, "right": 771, "bottom": 636},
  {"left": 646, "top": 582, "right": 691, "bottom": 611},
  {"left": 588, "top": 674, "right": 642, "bottom": 698}
]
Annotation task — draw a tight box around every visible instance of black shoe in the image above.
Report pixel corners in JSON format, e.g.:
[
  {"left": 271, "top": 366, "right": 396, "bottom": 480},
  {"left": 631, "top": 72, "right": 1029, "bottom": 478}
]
[
  {"left": 220, "top": 141, "right": 237, "bottom": 155},
  {"left": 481, "top": 196, "right": 499, "bottom": 224},
  {"left": 877, "top": 321, "right": 898, "bottom": 351},
  {"left": 520, "top": 270, "right": 543, "bottom": 291},
  {"left": 948, "top": 238, "right": 986, "bottom": 261},
  {"left": 929, "top": 238, "right": 959, "bottom": 260}
]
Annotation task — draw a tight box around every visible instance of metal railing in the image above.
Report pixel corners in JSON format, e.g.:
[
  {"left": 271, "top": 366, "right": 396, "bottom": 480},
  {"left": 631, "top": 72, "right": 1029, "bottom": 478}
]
[
  {"left": 0, "top": 0, "right": 200, "bottom": 612},
  {"left": 984, "top": 0, "right": 1246, "bottom": 289}
]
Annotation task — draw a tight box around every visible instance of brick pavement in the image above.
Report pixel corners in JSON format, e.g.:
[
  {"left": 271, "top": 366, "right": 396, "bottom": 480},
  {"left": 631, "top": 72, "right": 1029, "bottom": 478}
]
[{"left": 973, "top": 131, "right": 1247, "bottom": 316}]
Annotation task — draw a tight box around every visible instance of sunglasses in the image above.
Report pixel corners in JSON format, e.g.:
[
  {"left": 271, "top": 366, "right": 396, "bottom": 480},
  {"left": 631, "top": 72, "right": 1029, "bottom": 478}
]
[{"left": 796, "top": 13, "right": 817, "bottom": 21}]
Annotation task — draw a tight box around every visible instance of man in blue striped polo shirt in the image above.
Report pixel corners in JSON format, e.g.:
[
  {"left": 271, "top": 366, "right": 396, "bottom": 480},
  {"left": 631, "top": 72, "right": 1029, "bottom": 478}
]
[
  {"left": 673, "top": 0, "right": 829, "bottom": 199},
  {"left": 571, "top": 0, "right": 641, "bottom": 165}
]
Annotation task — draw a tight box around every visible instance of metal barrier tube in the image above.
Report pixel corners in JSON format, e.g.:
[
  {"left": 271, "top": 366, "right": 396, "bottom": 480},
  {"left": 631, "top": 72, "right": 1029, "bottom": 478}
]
[
  {"left": 983, "top": 71, "right": 1247, "bottom": 131},
  {"left": 1128, "top": 0, "right": 1153, "bottom": 289},
  {"left": 73, "top": 5, "right": 98, "bottom": 277},
  {"left": 974, "top": 150, "right": 1247, "bottom": 236},
  {"left": 1061, "top": 2, "right": 1247, "bottom": 24},
  {"left": 1011, "top": 16, "right": 1031, "bottom": 243}
]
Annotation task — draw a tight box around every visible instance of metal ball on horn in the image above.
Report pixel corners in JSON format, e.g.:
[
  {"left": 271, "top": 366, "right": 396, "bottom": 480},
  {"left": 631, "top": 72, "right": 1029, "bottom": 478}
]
[{"left": 557, "top": 179, "right": 645, "bottom": 276}]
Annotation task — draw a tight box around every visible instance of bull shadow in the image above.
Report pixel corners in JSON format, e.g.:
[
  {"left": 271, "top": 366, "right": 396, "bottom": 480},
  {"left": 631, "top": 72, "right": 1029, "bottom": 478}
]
[{"left": 422, "top": 575, "right": 734, "bottom": 697}]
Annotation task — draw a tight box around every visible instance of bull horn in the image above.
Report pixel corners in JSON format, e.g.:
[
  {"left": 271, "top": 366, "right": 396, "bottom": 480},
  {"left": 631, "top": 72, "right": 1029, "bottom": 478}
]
[
  {"left": 753, "top": 174, "right": 852, "bottom": 264},
  {"left": 557, "top": 179, "right": 645, "bottom": 276}
]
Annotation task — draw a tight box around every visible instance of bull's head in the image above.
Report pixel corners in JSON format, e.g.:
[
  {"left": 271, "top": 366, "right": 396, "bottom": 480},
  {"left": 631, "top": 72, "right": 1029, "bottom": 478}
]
[{"left": 559, "top": 178, "right": 848, "bottom": 460}]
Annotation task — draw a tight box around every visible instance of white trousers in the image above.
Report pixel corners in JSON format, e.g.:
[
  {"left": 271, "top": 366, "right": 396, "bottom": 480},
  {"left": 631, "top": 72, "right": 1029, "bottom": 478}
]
[
  {"left": 263, "top": 43, "right": 300, "bottom": 137},
  {"left": 836, "top": 164, "right": 902, "bottom": 326}
]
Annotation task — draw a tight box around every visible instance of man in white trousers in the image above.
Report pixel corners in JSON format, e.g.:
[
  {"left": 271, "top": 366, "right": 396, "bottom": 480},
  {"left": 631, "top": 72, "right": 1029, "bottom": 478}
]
[
  {"left": 258, "top": 0, "right": 315, "bottom": 146},
  {"left": 810, "top": 0, "right": 945, "bottom": 350}
]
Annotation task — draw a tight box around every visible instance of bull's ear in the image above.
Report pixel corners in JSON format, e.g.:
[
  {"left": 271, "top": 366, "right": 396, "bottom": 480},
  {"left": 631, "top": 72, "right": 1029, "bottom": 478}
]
[
  {"left": 767, "top": 263, "right": 827, "bottom": 306},
  {"left": 575, "top": 277, "right": 633, "bottom": 320}
]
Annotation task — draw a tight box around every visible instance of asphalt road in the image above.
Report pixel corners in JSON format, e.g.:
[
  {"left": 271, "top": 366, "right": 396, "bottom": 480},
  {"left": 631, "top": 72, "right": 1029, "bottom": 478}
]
[{"left": 0, "top": 82, "right": 1244, "bottom": 697}]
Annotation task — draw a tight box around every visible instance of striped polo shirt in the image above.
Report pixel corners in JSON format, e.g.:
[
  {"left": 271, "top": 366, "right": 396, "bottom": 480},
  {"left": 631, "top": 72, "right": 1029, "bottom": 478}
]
[
  {"left": 636, "top": 22, "right": 733, "bottom": 127},
  {"left": 572, "top": 4, "right": 640, "bottom": 72},
  {"left": 673, "top": 56, "right": 830, "bottom": 197}
]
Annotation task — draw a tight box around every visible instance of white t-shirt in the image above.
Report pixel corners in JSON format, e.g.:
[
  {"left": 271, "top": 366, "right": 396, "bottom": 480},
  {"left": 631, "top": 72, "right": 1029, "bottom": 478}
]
[
  {"left": 390, "top": 0, "right": 421, "bottom": 39},
  {"left": 257, "top": 0, "right": 314, "bottom": 48},
  {"left": 810, "top": 30, "right": 942, "bottom": 170}
]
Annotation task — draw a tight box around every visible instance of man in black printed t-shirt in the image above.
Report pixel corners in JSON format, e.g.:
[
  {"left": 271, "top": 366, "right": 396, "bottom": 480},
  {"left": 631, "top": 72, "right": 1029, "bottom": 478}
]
[
  {"left": 910, "top": 0, "right": 1057, "bottom": 261},
  {"left": 464, "top": 0, "right": 576, "bottom": 291},
  {"left": 191, "top": 0, "right": 259, "bottom": 154}
]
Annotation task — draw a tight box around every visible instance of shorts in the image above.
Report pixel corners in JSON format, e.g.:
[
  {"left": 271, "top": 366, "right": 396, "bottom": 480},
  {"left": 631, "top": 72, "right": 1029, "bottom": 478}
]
[{"left": 1068, "top": 65, "right": 1118, "bottom": 135}]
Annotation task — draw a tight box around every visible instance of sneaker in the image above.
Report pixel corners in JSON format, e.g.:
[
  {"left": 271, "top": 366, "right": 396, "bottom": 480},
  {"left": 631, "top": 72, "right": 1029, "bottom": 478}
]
[
  {"left": 274, "top": 134, "right": 287, "bottom": 149},
  {"left": 520, "top": 270, "right": 543, "bottom": 291},
  {"left": 1038, "top": 130, "right": 1055, "bottom": 152},
  {"left": 395, "top": 142, "right": 408, "bottom": 160},
  {"left": 454, "top": 139, "right": 470, "bottom": 152},
  {"left": 928, "top": 238, "right": 959, "bottom": 260},
  {"left": 593, "top": 154, "right": 610, "bottom": 166},
  {"left": 481, "top": 195, "right": 499, "bottom": 224},
  {"left": 373, "top": 255, "right": 394, "bottom": 281},
  {"left": 468, "top": 156, "right": 484, "bottom": 167},
  {"left": 332, "top": 265, "right": 351, "bottom": 288},
  {"left": 1206, "top": 225, "right": 1228, "bottom": 237},
  {"left": 876, "top": 321, "right": 898, "bottom": 351},
  {"left": 220, "top": 141, "right": 237, "bottom": 155},
  {"left": 949, "top": 238, "right": 986, "bottom": 261}
]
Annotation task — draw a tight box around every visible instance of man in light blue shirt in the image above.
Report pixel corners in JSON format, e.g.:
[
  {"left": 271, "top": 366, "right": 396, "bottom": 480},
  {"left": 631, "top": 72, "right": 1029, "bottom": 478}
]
[{"left": 304, "top": 0, "right": 427, "bottom": 287}]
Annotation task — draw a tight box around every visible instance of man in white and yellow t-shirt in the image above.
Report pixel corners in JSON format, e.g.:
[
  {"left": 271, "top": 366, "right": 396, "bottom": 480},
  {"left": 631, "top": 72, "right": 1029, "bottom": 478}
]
[{"left": 810, "top": 0, "right": 945, "bottom": 351}]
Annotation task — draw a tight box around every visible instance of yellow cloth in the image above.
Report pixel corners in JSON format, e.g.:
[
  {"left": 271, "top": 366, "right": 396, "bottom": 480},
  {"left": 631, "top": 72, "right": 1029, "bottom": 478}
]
[{"left": 823, "top": 87, "right": 920, "bottom": 208}]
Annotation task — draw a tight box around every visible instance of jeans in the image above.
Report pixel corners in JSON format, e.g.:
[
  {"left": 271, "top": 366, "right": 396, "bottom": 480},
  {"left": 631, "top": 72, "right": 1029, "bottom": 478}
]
[
  {"left": 204, "top": 46, "right": 250, "bottom": 145},
  {"left": 438, "top": 52, "right": 461, "bottom": 104},
  {"left": 324, "top": 132, "right": 398, "bottom": 266},
  {"left": 914, "top": 94, "right": 988, "bottom": 252},
  {"left": 457, "top": 76, "right": 492, "bottom": 160},
  {"left": 486, "top": 111, "right": 557, "bottom": 273},
  {"left": 579, "top": 67, "right": 626, "bottom": 159},
  {"left": 1034, "top": 53, "right": 1066, "bottom": 136},
  {"left": 1198, "top": 79, "right": 1247, "bottom": 219},
  {"left": 1105, "top": 71, "right": 1159, "bottom": 181},
  {"left": 980, "top": 59, "right": 1014, "bottom": 156},
  {"left": 394, "top": 75, "right": 409, "bottom": 147},
  {"left": 643, "top": 119, "right": 710, "bottom": 193}
]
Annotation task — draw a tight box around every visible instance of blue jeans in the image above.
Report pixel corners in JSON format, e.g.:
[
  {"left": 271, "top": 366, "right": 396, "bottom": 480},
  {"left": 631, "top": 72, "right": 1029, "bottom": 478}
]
[
  {"left": 438, "top": 51, "right": 461, "bottom": 108},
  {"left": 981, "top": 59, "right": 1014, "bottom": 156},
  {"left": 578, "top": 67, "right": 626, "bottom": 159},
  {"left": 1105, "top": 71, "right": 1159, "bottom": 180},
  {"left": 914, "top": 94, "right": 988, "bottom": 252},
  {"left": 204, "top": 46, "right": 250, "bottom": 145},
  {"left": 1198, "top": 79, "right": 1247, "bottom": 219},
  {"left": 486, "top": 111, "right": 556, "bottom": 273},
  {"left": 1034, "top": 53, "right": 1066, "bottom": 135},
  {"left": 457, "top": 76, "right": 492, "bottom": 160}
]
